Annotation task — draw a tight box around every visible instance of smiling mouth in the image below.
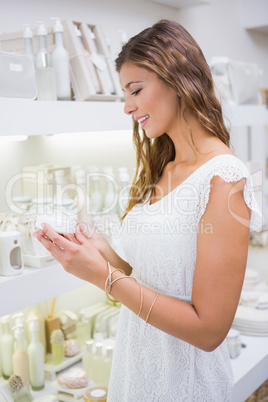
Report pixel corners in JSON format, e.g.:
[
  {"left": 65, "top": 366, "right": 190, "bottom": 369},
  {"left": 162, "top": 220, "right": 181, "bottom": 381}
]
[{"left": 137, "top": 115, "right": 150, "bottom": 126}]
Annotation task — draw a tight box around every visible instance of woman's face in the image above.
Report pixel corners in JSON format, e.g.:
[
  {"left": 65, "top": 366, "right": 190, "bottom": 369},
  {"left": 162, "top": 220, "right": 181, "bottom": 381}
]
[{"left": 120, "top": 63, "right": 180, "bottom": 139}]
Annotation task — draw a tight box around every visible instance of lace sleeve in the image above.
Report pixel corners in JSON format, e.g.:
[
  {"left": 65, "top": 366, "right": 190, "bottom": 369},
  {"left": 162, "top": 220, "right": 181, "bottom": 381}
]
[{"left": 196, "top": 157, "right": 264, "bottom": 232}]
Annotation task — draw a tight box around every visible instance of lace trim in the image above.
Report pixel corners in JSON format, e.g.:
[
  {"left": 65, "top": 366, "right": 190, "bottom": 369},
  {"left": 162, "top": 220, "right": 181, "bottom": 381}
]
[{"left": 196, "top": 157, "right": 263, "bottom": 232}]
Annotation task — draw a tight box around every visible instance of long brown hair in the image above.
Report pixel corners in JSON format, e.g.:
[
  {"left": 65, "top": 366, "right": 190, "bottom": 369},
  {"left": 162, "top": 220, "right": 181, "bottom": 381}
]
[{"left": 115, "top": 19, "right": 230, "bottom": 217}]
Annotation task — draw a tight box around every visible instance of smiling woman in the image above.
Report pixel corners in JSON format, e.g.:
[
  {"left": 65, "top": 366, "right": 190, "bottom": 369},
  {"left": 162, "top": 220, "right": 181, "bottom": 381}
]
[{"left": 35, "top": 19, "right": 263, "bottom": 402}]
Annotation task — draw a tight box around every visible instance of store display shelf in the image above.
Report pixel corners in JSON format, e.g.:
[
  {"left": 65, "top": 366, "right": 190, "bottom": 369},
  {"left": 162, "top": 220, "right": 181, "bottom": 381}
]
[
  {"left": 0, "top": 262, "right": 87, "bottom": 317},
  {"left": 0, "top": 99, "right": 132, "bottom": 137},
  {"left": 145, "top": 0, "right": 210, "bottom": 9},
  {"left": 232, "top": 334, "right": 268, "bottom": 401}
]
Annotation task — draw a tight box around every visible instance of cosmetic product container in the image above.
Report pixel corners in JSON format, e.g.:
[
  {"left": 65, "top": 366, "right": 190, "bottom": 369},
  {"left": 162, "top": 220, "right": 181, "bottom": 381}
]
[
  {"left": 51, "top": 18, "right": 71, "bottom": 100},
  {"left": 82, "top": 339, "right": 94, "bottom": 380},
  {"left": 12, "top": 325, "right": 30, "bottom": 386},
  {"left": 28, "top": 317, "right": 44, "bottom": 390},
  {"left": 23, "top": 25, "right": 35, "bottom": 63},
  {"left": 0, "top": 315, "right": 14, "bottom": 379},
  {"left": 83, "top": 387, "right": 108, "bottom": 402},
  {"left": 50, "top": 329, "right": 65, "bottom": 365}
]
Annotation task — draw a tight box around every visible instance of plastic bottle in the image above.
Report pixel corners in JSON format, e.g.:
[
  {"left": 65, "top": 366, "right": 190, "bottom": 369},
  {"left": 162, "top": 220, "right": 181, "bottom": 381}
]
[
  {"left": 75, "top": 169, "right": 92, "bottom": 223},
  {"left": 51, "top": 17, "right": 71, "bottom": 100},
  {"left": 12, "top": 325, "right": 30, "bottom": 386},
  {"left": 74, "top": 26, "right": 101, "bottom": 93},
  {"left": 82, "top": 340, "right": 94, "bottom": 381},
  {"left": 35, "top": 21, "right": 51, "bottom": 69},
  {"left": 26, "top": 304, "right": 46, "bottom": 359},
  {"left": 13, "top": 312, "right": 28, "bottom": 350},
  {"left": 23, "top": 24, "right": 35, "bottom": 62},
  {"left": 90, "top": 175, "right": 103, "bottom": 214},
  {"left": 103, "top": 345, "right": 113, "bottom": 387},
  {"left": 0, "top": 315, "right": 13, "bottom": 379},
  {"left": 91, "top": 342, "right": 104, "bottom": 386},
  {"left": 76, "top": 311, "right": 91, "bottom": 349},
  {"left": 27, "top": 317, "right": 44, "bottom": 390},
  {"left": 50, "top": 329, "right": 65, "bottom": 365},
  {"left": 35, "top": 21, "right": 57, "bottom": 101}
]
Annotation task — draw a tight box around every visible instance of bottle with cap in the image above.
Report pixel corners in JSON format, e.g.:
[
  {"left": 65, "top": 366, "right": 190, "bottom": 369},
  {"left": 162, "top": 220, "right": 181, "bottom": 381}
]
[
  {"left": 35, "top": 21, "right": 51, "bottom": 68},
  {"left": 35, "top": 21, "right": 57, "bottom": 101},
  {"left": 26, "top": 304, "right": 46, "bottom": 359},
  {"left": 103, "top": 345, "right": 113, "bottom": 387},
  {"left": 76, "top": 311, "right": 91, "bottom": 350},
  {"left": 12, "top": 324, "right": 30, "bottom": 387},
  {"left": 82, "top": 339, "right": 94, "bottom": 380},
  {"left": 51, "top": 17, "right": 71, "bottom": 100},
  {"left": 91, "top": 342, "right": 104, "bottom": 386},
  {"left": 0, "top": 315, "right": 14, "bottom": 379},
  {"left": 23, "top": 24, "right": 35, "bottom": 63},
  {"left": 27, "top": 317, "right": 44, "bottom": 390}
]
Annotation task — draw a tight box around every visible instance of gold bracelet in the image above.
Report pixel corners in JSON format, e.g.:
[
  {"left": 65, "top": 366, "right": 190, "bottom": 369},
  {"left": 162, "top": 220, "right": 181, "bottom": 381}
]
[
  {"left": 105, "top": 267, "right": 125, "bottom": 303},
  {"left": 137, "top": 283, "right": 143, "bottom": 317},
  {"left": 145, "top": 293, "right": 160, "bottom": 324},
  {"left": 108, "top": 276, "right": 137, "bottom": 304}
]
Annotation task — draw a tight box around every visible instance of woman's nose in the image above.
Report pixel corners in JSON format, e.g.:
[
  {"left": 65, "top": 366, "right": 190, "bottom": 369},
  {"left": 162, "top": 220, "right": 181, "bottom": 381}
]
[{"left": 124, "top": 97, "right": 137, "bottom": 115}]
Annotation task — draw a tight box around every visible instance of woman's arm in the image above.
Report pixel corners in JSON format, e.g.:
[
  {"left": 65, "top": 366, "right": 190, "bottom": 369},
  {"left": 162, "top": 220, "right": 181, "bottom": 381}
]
[{"left": 35, "top": 176, "right": 250, "bottom": 351}]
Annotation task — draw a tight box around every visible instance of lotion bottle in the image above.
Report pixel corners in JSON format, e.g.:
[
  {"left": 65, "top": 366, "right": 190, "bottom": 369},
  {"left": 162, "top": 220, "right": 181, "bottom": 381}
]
[
  {"left": 23, "top": 25, "right": 35, "bottom": 63},
  {"left": 76, "top": 311, "right": 91, "bottom": 349},
  {"left": 51, "top": 17, "right": 71, "bottom": 100},
  {"left": 12, "top": 325, "right": 30, "bottom": 387},
  {"left": 0, "top": 315, "right": 14, "bottom": 379},
  {"left": 82, "top": 339, "right": 94, "bottom": 381},
  {"left": 28, "top": 317, "right": 44, "bottom": 390},
  {"left": 26, "top": 304, "right": 46, "bottom": 359},
  {"left": 35, "top": 21, "right": 51, "bottom": 68},
  {"left": 103, "top": 345, "right": 113, "bottom": 387},
  {"left": 91, "top": 342, "right": 103, "bottom": 386}
]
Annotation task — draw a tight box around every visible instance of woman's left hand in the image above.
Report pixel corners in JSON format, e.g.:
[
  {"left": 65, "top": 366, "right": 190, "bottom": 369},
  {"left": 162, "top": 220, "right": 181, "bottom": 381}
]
[{"left": 34, "top": 223, "right": 107, "bottom": 289}]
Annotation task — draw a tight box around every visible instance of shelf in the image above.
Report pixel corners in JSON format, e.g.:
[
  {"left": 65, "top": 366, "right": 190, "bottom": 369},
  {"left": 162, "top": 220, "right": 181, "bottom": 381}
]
[
  {"left": 222, "top": 103, "right": 267, "bottom": 127},
  {"left": 0, "top": 99, "right": 132, "bottom": 136},
  {"left": 240, "top": 0, "right": 268, "bottom": 34},
  {"left": 232, "top": 335, "right": 268, "bottom": 401},
  {"left": 0, "top": 262, "right": 88, "bottom": 316},
  {"left": 145, "top": 0, "right": 210, "bottom": 9}
]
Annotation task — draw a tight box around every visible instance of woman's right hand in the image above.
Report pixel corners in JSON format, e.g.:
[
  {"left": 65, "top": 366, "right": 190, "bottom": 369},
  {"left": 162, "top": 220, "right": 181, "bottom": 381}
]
[{"left": 63, "top": 222, "right": 112, "bottom": 261}]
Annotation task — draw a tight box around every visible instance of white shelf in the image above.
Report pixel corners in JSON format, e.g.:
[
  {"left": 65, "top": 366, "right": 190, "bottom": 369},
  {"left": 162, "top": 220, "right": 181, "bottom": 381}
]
[
  {"left": 232, "top": 335, "right": 268, "bottom": 401},
  {"left": 0, "top": 99, "right": 132, "bottom": 136},
  {"left": 145, "top": 0, "right": 210, "bottom": 9},
  {"left": 0, "top": 262, "right": 88, "bottom": 316},
  {"left": 240, "top": 0, "right": 268, "bottom": 34},
  {"left": 222, "top": 103, "right": 267, "bottom": 127}
]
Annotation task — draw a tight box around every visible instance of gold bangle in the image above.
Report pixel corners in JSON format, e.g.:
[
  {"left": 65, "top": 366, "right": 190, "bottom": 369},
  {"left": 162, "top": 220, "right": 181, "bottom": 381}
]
[
  {"left": 137, "top": 283, "right": 143, "bottom": 317},
  {"left": 145, "top": 293, "right": 160, "bottom": 324},
  {"left": 105, "top": 268, "right": 125, "bottom": 303}
]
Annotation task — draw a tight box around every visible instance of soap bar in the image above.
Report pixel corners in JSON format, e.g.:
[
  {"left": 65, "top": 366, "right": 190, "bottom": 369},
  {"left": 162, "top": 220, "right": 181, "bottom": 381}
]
[{"left": 35, "top": 213, "right": 77, "bottom": 234}]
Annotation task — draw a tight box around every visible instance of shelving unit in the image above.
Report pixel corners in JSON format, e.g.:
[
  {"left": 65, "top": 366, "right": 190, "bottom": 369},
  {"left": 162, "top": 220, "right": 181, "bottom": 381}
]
[
  {"left": 144, "top": 0, "right": 210, "bottom": 10},
  {"left": 0, "top": 99, "right": 131, "bottom": 136}
]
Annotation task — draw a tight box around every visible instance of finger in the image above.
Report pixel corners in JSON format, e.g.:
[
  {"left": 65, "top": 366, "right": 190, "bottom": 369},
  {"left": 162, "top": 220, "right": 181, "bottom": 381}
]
[
  {"left": 63, "top": 233, "right": 82, "bottom": 245},
  {"left": 34, "top": 230, "right": 64, "bottom": 259},
  {"left": 40, "top": 223, "right": 75, "bottom": 250},
  {"left": 76, "top": 222, "right": 96, "bottom": 238}
]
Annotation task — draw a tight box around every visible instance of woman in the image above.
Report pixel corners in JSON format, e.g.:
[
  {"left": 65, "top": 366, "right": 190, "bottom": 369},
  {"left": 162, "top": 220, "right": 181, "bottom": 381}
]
[{"left": 35, "top": 20, "right": 262, "bottom": 401}]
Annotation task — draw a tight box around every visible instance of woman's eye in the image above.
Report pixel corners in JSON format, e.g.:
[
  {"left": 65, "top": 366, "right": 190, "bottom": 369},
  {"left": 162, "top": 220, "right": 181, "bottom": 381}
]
[{"left": 131, "top": 89, "right": 142, "bottom": 96}]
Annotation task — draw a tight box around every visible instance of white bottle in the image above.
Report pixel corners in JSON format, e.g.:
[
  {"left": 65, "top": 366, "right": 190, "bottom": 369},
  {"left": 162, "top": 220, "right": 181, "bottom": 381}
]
[
  {"left": 35, "top": 21, "right": 57, "bottom": 101},
  {"left": 75, "top": 169, "right": 92, "bottom": 223},
  {"left": 91, "top": 342, "right": 104, "bottom": 386},
  {"left": 35, "top": 21, "right": 51, "bottom": 68},
  {"left": 74, "top": 26, "right": 101, "bottom": 93},
  {"left": 82, "top": 339, "right": 94, "bottom": 380},
  {"left": 23, "top": 24, "right": 35, "bottom": 62},
  {"left": 0, "top": 315, "right": 13, "bottom": 379},
  {"left": 12, "top": 325, "right": 30, "bottom": 386},
  {"left": 76, "top": 311, "right": 91, "bottom": 349},
  {"left": 13, "top": 312, "right": 28, "bottom": 350},
  {"left": 28, "top": 317, "right": 45, "bottom": 390},
  {"left": 90, "top": 175, "right": 103, "bottom": 214},
  {"left": 26, "top": 304, "right": 46, "bottom": 360},
  {"left": 103, "top": 345, "right": 113, "bottom": 387},
  {"left": 51, "top": 17, "right": 71, "bottom": 100}
]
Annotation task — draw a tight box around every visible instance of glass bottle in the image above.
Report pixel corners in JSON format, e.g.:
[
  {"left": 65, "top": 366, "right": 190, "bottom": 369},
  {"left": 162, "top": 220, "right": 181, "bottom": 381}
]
[
  {"left": 50, "top": 329, "right": 65, "bottom": 365},
  {"left": 0, "top": 315, "right": 13, "bottom": 379}
]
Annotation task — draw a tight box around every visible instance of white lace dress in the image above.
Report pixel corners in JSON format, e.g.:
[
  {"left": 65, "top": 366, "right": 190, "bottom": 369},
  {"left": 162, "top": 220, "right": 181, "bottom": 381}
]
[{"left": 107, "top": 154, "right": 262, "bottom": 402}]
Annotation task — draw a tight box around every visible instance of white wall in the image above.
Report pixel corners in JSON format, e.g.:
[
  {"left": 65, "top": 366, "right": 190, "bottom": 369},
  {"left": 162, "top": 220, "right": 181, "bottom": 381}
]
[{"left": 176, "top": 0, "right": 268, "bottom": 88}]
